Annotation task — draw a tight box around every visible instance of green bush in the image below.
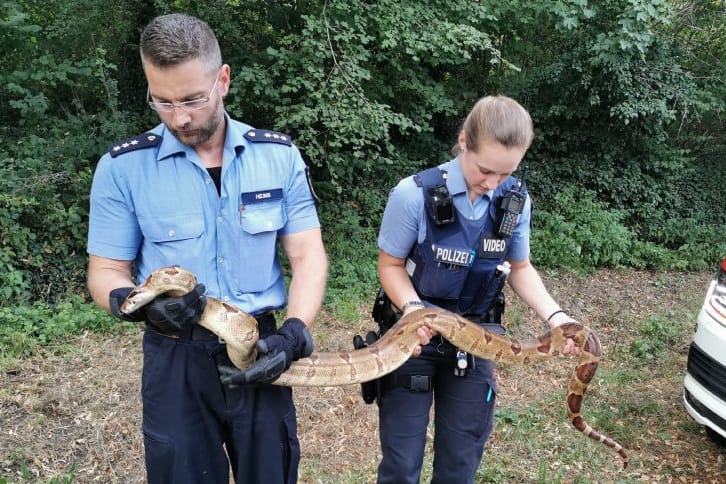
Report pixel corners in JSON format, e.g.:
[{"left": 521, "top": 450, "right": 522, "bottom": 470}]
[
  {"left": 0, "top": 189, "right": 89, "bottom": 305},
  {"left": 0, "top": 0, "right": 723, "bottom": 315},
  {"left": 0, "top": 3, "right": 141, "bottom": 306},
  {"left": 319, "top": 184, "right": 384, "bottom": 304},
  {"left": 530, "top": 186, "right": 723, "bottom": 271},
  {"left": 531, "top": 187, "right": 642, "bottom": 269},
  {"left": 629, "top": 313, "right": 687, "bottom": 360},
  {"left": 0, "top": 296, "right": 134, "bottom": 364}
]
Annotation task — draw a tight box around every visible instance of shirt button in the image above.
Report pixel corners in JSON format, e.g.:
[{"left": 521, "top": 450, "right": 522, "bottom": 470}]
[
  {"left": 168, "top": 230, "right": 175, "bottom": 237},
  {"left": 223, "top": 296, "right": 230, "bottom": 301},
  {"left": 217, "top": 216, "right": 223, "bottom": 223},
  {"left": 218, "top": 256, "right": 225, "bottom": 263},
  {"left": 206, "top": 178, "right": 213, "bottom": 184}
]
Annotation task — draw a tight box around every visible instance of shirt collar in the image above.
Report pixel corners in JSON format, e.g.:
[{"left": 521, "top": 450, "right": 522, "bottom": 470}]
[
  {"left": 154, "top": 112, "right": 247, "bottom": 161},
  {"left": 444, "top": 157, "right": 469, "bottom": 196},
  {"left": 155, "top": 124, "right": 187, "bottom": 161},
  {"left": 224, "top": 113, "right": 250, "bottom": 157}
]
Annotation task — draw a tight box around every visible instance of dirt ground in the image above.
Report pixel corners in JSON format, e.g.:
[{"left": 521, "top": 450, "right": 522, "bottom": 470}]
[{"left": 2, "top": 269, "right": 725, "bottom": 483}]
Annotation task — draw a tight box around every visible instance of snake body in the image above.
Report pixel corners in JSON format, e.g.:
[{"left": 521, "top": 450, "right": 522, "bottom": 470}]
[{"left": 121, "top": 266, "right": 628, "bottom": 467}]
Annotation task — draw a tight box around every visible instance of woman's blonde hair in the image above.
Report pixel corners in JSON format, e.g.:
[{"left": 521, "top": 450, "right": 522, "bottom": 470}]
[{"left": 452, "top": 95, "right": 534, "bottom": 156}]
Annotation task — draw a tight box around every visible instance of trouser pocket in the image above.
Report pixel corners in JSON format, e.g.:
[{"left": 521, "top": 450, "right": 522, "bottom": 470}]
[
  {"left": 282, "top": 410, "right": 301, "bottom": 483},
  {"left": 143, "top": 429, "right": 174, "bottom": 484}
]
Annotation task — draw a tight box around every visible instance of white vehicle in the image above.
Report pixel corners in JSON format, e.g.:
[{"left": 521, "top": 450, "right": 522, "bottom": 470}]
[{"left": 683, "top": 257, "right": 726, "bottom": 446}]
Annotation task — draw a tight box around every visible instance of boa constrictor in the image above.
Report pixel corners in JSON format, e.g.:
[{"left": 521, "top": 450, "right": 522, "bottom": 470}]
[{"left": 121, "top": 266, "right": 628, "bottom": 468}]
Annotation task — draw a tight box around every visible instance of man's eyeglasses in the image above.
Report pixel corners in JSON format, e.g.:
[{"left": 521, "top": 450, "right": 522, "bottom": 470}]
[{"left": 147, "top": 74, "right": 220, "bottom": 113}]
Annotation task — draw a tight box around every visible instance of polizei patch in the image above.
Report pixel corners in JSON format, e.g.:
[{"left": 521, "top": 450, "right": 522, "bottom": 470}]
[{"left": 432, "top": 245, "right": 475, "bottom": 267}]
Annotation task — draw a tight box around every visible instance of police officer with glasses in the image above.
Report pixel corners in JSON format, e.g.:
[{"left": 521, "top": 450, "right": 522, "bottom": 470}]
[{"left": 87, "top": 13, "right": 327, "bottom": 484}]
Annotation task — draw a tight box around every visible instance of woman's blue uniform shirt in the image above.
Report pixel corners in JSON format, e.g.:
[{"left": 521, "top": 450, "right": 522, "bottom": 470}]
[
  {"left": 87, "top": 114, "right": 320, "bottom": 314},
  {"left": 377, "top": 157, "right": 531, "bottom": 263}
]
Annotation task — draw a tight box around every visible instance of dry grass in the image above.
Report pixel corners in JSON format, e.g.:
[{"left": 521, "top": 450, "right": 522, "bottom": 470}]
[{"left": 2, "top": 269, "right": 725, "bottom": 483}]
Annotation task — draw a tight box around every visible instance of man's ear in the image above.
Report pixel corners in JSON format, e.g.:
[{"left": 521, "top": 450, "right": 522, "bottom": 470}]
[{"left": 219, "top": 63, "right": 231, "bottom": 96}]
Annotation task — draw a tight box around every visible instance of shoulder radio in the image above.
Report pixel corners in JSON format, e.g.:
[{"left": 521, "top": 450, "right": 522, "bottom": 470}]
[{"left": 496, "top": 171, "right": 527, "bottom": 238}]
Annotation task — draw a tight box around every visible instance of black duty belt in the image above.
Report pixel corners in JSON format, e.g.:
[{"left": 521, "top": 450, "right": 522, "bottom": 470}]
[
  {"left": 383, "top": 373, "right": 433, "bottom": 392},
  {"left": 147, "top": 311, "right": 276, "bottom": 341}
]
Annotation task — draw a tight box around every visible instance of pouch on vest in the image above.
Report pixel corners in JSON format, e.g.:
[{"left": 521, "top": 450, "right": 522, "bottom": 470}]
[
  {"left": 371, "top": 287, "right": 400, "bottom": 334},
  {"left": 353, "top": 331, "right": 382, "bottom": 404},
  {"left": 407, "top": 244, "right": 474, "bottom": 301}
]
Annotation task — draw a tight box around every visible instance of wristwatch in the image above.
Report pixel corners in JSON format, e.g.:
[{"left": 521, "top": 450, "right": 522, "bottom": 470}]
[{"left": 401, "top": 300, "right": 425, "bottom": 313}]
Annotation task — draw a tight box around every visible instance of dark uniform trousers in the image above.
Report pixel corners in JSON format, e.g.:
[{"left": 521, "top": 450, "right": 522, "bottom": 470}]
[
  {"left": 377, "top": 337, "right": 497, "bottom": 484},
  {"left": 141, "top": 315, "right": 299, "bottom": 484}
]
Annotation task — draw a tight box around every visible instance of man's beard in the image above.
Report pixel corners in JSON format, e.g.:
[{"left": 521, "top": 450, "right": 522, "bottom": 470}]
[{"left": 168, "top": 104, "right": 223, "bottom": 147}]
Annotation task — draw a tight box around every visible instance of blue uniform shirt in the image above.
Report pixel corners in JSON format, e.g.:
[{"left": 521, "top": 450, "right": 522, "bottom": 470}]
[
  {"left": 378, "top": 157, "right": 531, "bottom": 262},
  {"left": 88, "top": 114, "right": 320, "bottom": 314}
]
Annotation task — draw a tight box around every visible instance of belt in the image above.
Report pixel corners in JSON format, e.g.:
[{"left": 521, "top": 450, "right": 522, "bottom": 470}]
[
  {"left": 146, "top": 311, "right": 276, "bottom": 341},
  {"left": 189, "top": 325, "right": 220, "bottom": 341},
  {"left": 383, "top": 373, "right": 433, "bottom": 392}
]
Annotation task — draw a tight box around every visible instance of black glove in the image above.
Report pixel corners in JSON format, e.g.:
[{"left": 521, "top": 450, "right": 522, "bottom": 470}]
[
  {"left": 109, "top": 287, "right": 145, "bottom": 322},
  {"left": 219, "top": 317, "right": 313, "bottom": 386},
  {"left": 109, "top": 284, "right": 207, "bottom": 332}
]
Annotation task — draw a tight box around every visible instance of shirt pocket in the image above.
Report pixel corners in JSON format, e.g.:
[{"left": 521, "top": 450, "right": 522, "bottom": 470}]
[
  {"left": 413, "top": 262, "right": 469, "bottom": 300},
  {"left": 240, "top": 199, "right": 286, "bottom": 234},
  {"left": 138, "top": 213, "right": 205, "bottom": 263},
  {"left": 409, "top": 244, "right": 473, "bottom": 301},
  {"left": 236, "top": 199, "right": 287, "bottom": 292},
  {"left": 142, "top": 213, "right": 204, "bottom": 242}
]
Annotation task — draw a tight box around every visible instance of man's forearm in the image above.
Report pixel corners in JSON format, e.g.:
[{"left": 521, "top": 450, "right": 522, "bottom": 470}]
[
  {"left": 285, "top": 249, "right": 327, "bottom": 327},
  {"left": 87, "top": 255, "right": 135, "bottom": 313}
]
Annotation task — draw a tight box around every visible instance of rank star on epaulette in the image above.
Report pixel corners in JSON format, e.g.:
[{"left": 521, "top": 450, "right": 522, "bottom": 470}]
[
  {"left": 244, "top": 129, "right": 292, "bottom": 146},
  {"left": 108, "top": 132, "right": 162, "bottom": 158}
]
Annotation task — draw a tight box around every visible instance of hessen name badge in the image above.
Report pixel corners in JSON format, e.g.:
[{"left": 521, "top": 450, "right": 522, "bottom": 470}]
[{"left": 241, "top": 188, "right": 283, "bottom": 205}]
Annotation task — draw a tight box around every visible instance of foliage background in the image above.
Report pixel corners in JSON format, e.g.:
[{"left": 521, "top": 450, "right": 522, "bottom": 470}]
[{"left": 1, "top": 0, "right": 724, "bottom": 311}]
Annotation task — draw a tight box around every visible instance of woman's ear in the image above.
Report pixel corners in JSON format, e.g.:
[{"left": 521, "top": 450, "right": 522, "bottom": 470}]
[{"left": 457, "top": 131, "right": 467, "bottom": 152}]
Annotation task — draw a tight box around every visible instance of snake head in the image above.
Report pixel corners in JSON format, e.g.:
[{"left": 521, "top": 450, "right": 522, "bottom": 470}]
[
  {"left": 118, "top": 266, "right": 198, "bottom": 315},
  {"left": 119, "top": 288, "right": 153, "bottom": 314}
]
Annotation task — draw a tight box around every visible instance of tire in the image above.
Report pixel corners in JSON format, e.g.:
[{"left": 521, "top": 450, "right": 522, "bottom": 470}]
[{"left": 705, "top": 426, "right": 726, "bottom": 447}]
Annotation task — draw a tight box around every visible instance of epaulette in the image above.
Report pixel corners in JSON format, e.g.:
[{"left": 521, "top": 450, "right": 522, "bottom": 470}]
[
  {"left": 413, "top": 167, "right": 447, "bottom": 188},
  {"left": 243, "top": 129, "right": 292, "bottom": 146},
  {"left": 108, "top": 132, "right": 162, "bottom": 158}
]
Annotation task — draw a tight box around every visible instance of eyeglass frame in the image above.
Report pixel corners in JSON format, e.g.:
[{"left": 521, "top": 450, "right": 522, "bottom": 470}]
[{"left": 146, "top": 71, "right": 221, "bottom": 113}]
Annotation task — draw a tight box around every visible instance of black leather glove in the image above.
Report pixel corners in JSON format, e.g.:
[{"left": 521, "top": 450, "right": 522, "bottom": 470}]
[
  {"left": 219, "top": 317, "right": 313, "bottom": 386},
  {"left": 109, "top": 284, "right": 207, "bottom": 332},
  {"left": 109, "top": 287, "right": 145, "bottom": 322}
]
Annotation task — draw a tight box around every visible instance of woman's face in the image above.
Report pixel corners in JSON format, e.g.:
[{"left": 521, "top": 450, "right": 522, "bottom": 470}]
[{"left": 458, "top": 132, "right": 528, "bottom": 199}]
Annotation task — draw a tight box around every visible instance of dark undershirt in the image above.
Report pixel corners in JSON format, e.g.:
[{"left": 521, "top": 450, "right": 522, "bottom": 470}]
[{"left": 207, "top": 167, "right": 222, "bottom": 196}]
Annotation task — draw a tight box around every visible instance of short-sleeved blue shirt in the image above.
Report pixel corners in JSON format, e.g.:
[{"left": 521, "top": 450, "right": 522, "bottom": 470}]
[
  {"left": 87, "top": 114, "right": 320, "bottom": 314},
  {"left": 378, "top": 157, "right": 531, "bottom": 261}
]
